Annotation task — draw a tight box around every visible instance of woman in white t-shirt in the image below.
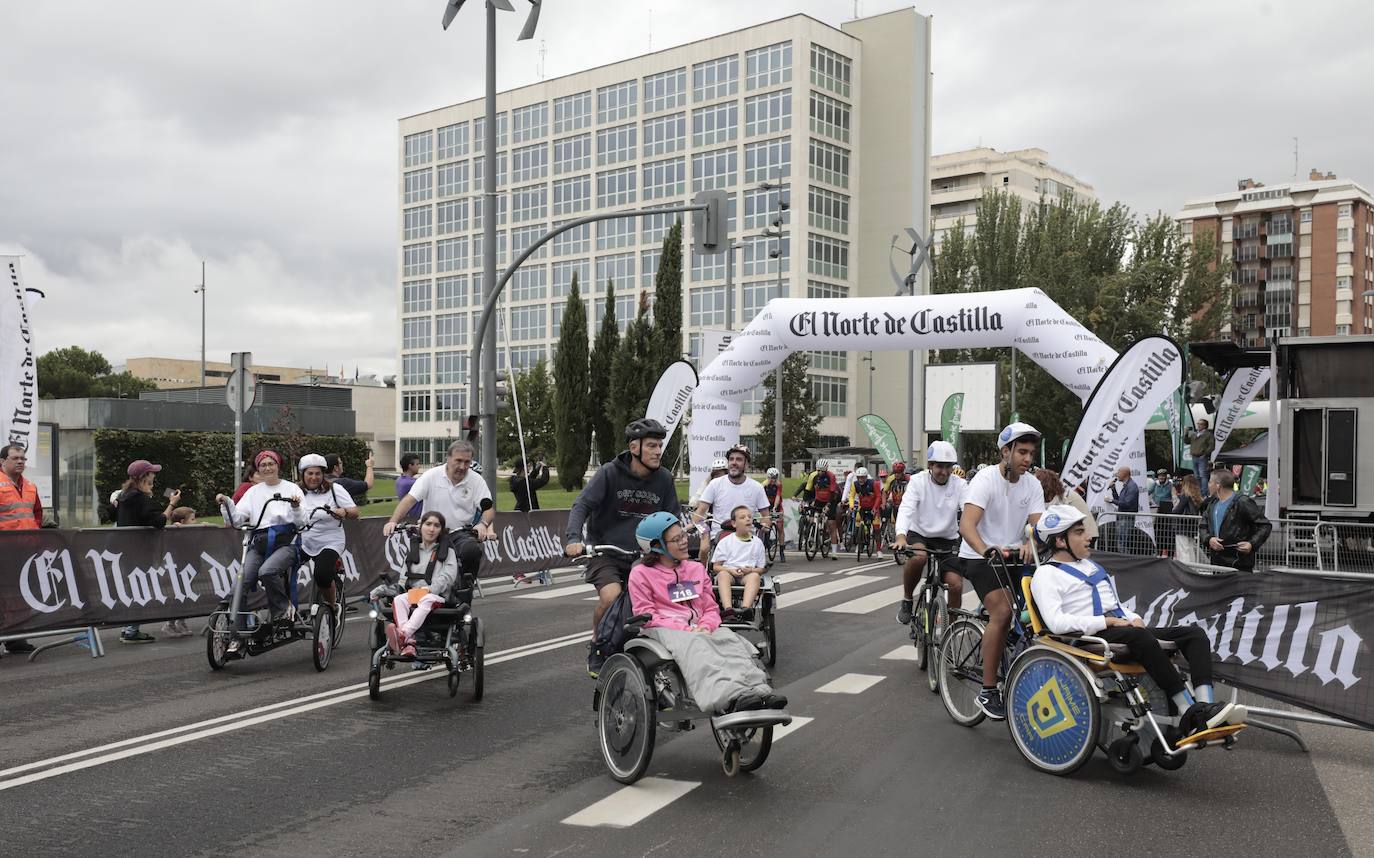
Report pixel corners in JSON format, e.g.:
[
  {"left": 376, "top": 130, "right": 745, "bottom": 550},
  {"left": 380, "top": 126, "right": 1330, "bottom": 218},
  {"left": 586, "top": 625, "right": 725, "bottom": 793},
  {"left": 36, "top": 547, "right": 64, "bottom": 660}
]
[{"left": 712, "top": 506, "right": 768, "bottom": 620}]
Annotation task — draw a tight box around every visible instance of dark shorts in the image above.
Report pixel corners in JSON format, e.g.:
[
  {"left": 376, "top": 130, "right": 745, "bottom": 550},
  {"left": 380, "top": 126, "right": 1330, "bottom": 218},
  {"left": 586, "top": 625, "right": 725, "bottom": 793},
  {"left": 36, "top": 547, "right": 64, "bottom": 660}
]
[
  {"left": 961, "top": 558, "right": 1020, "bottom": 601},
  {"left": 584, "top": 554, "right": 635, "bottom": 590},
  {"left": 818, "top": 498, "right": 839, "bottom": 519},
  {"left": 307, "top": 548, "right": 343, "bottom": 587},
  {"left": 905, "top": 534, "right": 961, "bottom": 574}
]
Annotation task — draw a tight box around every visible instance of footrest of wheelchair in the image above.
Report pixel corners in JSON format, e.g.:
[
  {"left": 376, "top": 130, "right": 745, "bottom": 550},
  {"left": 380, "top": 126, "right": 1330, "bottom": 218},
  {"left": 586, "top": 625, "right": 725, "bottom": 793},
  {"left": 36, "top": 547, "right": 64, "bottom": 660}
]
[
  {"left": 1176, "top": 723, "right": 1245, "bottom": 749},
  {"left": 711, "top": 708, "right": 792, "bottom": 730}
]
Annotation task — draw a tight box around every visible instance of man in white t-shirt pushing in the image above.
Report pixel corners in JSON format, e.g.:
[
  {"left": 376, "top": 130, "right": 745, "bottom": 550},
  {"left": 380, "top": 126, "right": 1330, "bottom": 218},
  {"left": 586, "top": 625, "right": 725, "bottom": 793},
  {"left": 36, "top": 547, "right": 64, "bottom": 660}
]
[
  {"left": 957, "top": 422, "right": 1045, "bottom": 721},
  {"left": 693, "top": 444, "right": 770, "bottom": 564},
  {"left": 384, "top": 440, "right": 497, "bottom": 593}
]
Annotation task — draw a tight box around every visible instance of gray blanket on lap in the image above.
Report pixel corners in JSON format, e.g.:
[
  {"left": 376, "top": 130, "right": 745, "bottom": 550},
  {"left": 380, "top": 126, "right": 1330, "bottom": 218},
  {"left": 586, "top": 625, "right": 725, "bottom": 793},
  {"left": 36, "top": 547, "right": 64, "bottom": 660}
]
[{"left": 642, "top": 627, "right": 773, "bottom": 715}]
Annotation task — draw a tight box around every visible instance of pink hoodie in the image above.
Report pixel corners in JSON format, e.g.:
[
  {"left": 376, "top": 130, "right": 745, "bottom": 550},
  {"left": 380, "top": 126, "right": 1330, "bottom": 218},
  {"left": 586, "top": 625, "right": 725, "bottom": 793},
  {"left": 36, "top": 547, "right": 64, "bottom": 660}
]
[{"left": 628, "top": 558, "right": 721, "bottom": 632}]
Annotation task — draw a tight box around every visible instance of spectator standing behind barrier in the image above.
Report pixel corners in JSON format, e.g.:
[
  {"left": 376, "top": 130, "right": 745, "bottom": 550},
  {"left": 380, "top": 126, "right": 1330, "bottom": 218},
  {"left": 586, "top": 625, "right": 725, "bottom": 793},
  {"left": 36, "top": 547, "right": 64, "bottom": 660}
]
[
  {"left": 231, "top": 462, "right": 260, "bottom": 504},
  {"left": 1151, "top": 469, "right": 1173, "bottom": 515},
  {"left": 117, "top": 460, "right": 182, "bottom": 642},
  {"left": 1201, "top": 468, "right": 1272, "bottom": 572},
  {"left": 0, "top": 443, "right": 41, "bottom": 655},
  {"left": 325, "top": 453, "right": 374, "bottom": 504},
  {"left": 1104, "top": 466, "right": 1140, "bottom": 554},
  {"left": 1034, "top": 468, "right": 1098, "bottom": 542},
  {"left": 510, "top": 456, "right": 549, "bottom": 512},
  {"left": 1187, "top": 419, "right": 1214, "bottom": 485},
  {"left": 395, "top": 453, "right": 423, "bottom": 521}
]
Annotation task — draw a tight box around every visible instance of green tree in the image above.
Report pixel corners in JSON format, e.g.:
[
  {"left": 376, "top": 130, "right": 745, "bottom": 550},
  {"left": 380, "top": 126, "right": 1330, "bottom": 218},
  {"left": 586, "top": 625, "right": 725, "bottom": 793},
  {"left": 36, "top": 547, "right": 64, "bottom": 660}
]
[
  {"left": 589, "top": 282, "right": 620, "bottom": 463},
  {"left": 496, "top": 358, "right": 555, "bottom": 466},
  {"left": 552, "top": 275, "right": 591, "bottom": 489},
  {"left": 650, "top": 219, "right": 685, "bottom": 467},
  {"left": 755, "top": 353, "right": 820, "bottom": 470},
  {"left": 37, "top": 346, "right": 157, "bottom": 400},
  {"left": 609, "top": 294, "right": 658, "bottom": 441}
]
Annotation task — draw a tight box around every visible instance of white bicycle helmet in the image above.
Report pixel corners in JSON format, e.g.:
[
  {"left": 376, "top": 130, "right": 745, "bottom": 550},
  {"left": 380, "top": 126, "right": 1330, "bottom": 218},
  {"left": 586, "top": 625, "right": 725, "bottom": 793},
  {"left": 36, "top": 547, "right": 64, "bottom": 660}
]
[
  {"left": 711, "top": 457, "right": 728, "bottom": 471},
  {"left": 766, "top": 467, "right": 780, "bottom": 478},
  {"left": 855, "top": 466, "right": 869, "bottom": 478},
  {"left": 926, "top": 441, "right": 959, "bottom": 464},
  {"left": 1033, "top": 503, "right": 1087, "bottom": 543},
  {"left": 298, "top": 453, "right": 328, "bottom": 472},
  {"left": 997, "top": 421, "right": 1042, "bottom": 449}
]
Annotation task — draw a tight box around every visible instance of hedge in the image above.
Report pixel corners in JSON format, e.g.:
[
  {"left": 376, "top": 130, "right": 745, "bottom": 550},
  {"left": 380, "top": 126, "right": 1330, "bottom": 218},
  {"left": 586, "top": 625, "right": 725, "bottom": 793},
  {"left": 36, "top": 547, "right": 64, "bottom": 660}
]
[{"left": 94, "top": 429, "right": 370, "bottom": 523}]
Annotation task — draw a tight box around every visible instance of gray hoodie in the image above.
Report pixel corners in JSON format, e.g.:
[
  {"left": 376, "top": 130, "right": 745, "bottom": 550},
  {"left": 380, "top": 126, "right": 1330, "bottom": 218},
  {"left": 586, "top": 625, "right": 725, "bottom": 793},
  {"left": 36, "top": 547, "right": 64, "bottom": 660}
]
[{"left": 565, "top": 451, "right": 682, "bottom": 550}]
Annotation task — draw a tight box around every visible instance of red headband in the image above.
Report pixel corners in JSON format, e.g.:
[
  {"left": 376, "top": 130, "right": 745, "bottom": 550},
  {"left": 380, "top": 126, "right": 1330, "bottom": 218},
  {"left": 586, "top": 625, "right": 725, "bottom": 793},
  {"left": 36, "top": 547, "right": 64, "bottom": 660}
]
[{"left": 254, "top": 450, "right": 282, "bottom": 468}]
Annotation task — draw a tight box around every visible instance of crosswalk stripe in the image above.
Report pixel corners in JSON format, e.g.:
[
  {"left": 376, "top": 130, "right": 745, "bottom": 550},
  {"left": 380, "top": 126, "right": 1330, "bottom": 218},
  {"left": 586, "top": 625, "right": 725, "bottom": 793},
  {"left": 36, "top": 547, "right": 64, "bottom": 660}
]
[
  {"left": 562, "top": 777, "right": 701, "bottom": 828},
  {"left": 881, "top": 646, "right": 920, "bottom": 661},
  {"left": 772, "top": 571, "right": 824, "bottom": 585},
  {"left": 771, "top": 716, "right": 814, "bottom": 742},
  {"left": 777, "top": 575, "right": 882, "bottom": 608},
  {"left": 514, "top": 582, "right": 594, "bottom": 600},
  {"left": 823, "top": 585, "right": 906, "bottom": 615},
  {"left": 815, "top": 673, "right": 886, "bottom": 694}
]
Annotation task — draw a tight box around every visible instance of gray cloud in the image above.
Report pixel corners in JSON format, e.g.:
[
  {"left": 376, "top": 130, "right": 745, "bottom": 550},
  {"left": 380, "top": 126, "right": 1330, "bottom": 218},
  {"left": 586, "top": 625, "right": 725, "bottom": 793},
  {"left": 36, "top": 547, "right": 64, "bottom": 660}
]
[{"left": 2, "top": 0, "right": 1369, "bottom": 376}]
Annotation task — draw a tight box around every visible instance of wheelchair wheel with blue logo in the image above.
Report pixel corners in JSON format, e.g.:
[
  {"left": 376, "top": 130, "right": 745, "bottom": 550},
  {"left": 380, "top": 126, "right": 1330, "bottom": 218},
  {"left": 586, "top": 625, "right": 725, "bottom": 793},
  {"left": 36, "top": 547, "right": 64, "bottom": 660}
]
[{"left": 1005, "top": 647, "right": 1101, "bottom": 775}]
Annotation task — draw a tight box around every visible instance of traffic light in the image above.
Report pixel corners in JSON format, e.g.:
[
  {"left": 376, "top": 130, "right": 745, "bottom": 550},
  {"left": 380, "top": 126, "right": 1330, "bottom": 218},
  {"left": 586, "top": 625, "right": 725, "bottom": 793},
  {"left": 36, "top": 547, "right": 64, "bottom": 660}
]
[{"left": 692, "top": 189, "right": 727, "bottom": 255}]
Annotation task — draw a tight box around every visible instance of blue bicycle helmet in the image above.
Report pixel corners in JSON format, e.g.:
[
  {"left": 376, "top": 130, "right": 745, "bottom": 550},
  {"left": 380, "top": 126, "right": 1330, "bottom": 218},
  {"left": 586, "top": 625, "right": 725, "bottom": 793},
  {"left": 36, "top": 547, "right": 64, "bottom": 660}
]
[{"left": 635, "top": 511, "right": 681, "bottom": 555}]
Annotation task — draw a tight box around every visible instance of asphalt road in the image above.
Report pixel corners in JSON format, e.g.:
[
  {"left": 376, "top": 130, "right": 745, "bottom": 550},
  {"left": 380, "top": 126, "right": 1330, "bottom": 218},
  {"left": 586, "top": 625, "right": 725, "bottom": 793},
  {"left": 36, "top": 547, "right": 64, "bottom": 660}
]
[{"left": 2, "top": 551, "right": 1367, "bottom": 857}]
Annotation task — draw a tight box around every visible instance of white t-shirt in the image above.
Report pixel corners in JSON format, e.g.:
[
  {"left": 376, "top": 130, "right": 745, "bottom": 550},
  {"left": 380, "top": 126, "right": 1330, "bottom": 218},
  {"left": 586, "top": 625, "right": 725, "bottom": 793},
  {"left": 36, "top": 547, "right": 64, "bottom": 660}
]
[
  {"left": 699, "top": 475, "right": 769, "bottom": 537},
  {"left": 297, "top": 481, "right": 357, "bottom": 555},
  {"left": 842, "top": 472, "right": 857, "bottom": 504},
  {"left": 226, "top": 480, "right": 305, "bottom": 531},
  {"left": 711, "top": 532, "right": 767, "bottom": 572},
  {"left": 958, "top": 464, "right": 1045, "bottom": 559},
  {"left": 896, "top": 470, "right": 967, "bottom": 540},
  {"left": 408, "top": 466, "right": 492, "bottom": 531},
  {"left": 1030, "top": 558, "right": 1140, "bottom": 636}
]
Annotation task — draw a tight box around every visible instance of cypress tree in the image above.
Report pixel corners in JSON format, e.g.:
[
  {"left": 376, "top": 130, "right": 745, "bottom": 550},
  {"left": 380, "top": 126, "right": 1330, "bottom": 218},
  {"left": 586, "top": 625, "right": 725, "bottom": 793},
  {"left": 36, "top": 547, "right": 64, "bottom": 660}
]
[
  {"left": 651, "top": 220, "right": 686, "bottom": 469},
  {"left": 589, "top": 281, "right": 620, "bottom": 463},
  {"left": 552, "top": 275, "right": 591, "bottom": 489},
  {"left": 609, "top": 296, "right": 657, "bottom": 437}
]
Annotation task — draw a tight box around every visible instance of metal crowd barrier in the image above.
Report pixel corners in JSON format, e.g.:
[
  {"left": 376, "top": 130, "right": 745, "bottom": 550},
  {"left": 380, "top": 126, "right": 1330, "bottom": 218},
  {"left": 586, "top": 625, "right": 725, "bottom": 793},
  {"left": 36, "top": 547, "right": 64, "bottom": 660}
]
[
  {"left": 1, "top": 627, "right": 106, "bottom": 661},
  {"left": 1093, "top": 509, "right": 1374, "bottom": 579}
]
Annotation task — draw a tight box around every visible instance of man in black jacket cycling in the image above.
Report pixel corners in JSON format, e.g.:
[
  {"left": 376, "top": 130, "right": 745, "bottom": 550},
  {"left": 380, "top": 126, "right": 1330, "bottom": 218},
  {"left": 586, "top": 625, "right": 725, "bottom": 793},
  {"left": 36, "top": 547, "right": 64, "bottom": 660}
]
[{"left": 565, "top": 418, "right": 682, "bottom": 676}]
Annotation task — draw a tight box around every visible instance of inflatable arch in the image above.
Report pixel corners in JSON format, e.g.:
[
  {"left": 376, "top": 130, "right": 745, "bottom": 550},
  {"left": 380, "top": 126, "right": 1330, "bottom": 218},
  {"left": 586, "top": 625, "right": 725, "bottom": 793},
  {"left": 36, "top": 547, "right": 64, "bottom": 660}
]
[{"left": 688, "top": 287, "right": 1134, "bottom": 493}]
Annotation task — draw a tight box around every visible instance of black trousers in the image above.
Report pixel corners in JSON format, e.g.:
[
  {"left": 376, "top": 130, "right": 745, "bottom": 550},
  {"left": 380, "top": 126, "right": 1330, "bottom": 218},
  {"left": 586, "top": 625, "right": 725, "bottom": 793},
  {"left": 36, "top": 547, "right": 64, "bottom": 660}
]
[{"left": 1098, "top": 624, "right": 1214, "bottom": 698}]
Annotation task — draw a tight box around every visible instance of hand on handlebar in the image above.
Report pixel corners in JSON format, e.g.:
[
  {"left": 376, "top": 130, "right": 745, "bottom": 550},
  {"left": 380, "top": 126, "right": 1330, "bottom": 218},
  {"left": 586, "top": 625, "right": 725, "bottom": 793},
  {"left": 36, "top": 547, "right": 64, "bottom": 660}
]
[
  {"left": 892, "top": 534, "right": 908, "bottom": 550},
  {"left": 565, "top": 542, "right": 585, "bottom": 557},
  {"left": 382, "top": 520, "right": 399, "bottom": 537},
  {"left": 983, "top": 545, "right": 1008, "bottom": 564}
]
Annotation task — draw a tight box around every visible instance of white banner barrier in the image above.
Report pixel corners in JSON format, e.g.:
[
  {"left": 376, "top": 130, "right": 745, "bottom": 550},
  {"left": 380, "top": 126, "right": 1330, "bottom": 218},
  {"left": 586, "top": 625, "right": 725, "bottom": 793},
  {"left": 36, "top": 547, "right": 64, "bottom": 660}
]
[
  {"left": 689, "top": 288, "right": 1147, "bottom": 494},
  {"left": 1215, "top": 366, "right": 1272, "bottom": 454},
  {"left": 1, "top": 256, "right": 38, "bottom": 455}
]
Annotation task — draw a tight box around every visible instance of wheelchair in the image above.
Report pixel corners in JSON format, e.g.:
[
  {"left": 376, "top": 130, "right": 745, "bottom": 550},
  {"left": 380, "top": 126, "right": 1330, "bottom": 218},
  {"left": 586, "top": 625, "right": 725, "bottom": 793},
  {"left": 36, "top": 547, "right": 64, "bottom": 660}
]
[
  {"left": 593, "top": 614, "right": 791, "bottom": 784},
  {"left": 713, "top": 570, "right": 780, "bottom": 668},
  {"left": 364, "top": 528, "right": 486, "bottom": 702},
  {"left": 206, "top": 501, "right": 345, "bottom": 673},
  {"left": 1004, "top": 577, "right": 1245, "bottom": 776}
]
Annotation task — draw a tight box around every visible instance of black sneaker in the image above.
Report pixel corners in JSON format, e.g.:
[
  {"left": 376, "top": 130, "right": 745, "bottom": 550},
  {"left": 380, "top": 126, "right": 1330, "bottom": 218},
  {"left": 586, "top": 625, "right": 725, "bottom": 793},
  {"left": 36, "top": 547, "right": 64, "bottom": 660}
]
[
  {"left": 896, "top": 600, "right": 914, "bottom": 625},
  {"left": 763, "top": 693, "right": 789, "bottom": 710},
  {"left": 736, "top": 607, "right": 756, "bottom": 622},
  {"left": 119, "top": 631, "right": 156, "bottom": 644},
  {"left": 976, "top": 687, "right": 1006, "bottom": 720},
  {"left": 1180, "top": 701, "right": 1241, "bottom": 736}
]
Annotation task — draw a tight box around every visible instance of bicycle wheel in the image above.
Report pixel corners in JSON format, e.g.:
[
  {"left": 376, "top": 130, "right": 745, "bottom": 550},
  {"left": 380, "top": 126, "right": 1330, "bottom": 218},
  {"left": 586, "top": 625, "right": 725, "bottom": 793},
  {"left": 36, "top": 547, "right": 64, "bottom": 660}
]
[
  {"left": 311, "top": 605, "right": 334, "bottom": 672},
  {"left": 762, "top": 610, "right": 777, "bottom": 667},
  {"left": 911, "top": 588, "right": 929, "bottom": 670},
  {"left": 206, "top": 607, "right": 230, "bottom": 671},
  {"left": 855, "top": 522, "right": 865, "bottom": 562},
  {"left": 939, "top": 618, "right": 987, "bottom": 727},
  {"left": 597, "top": 653, "right": 656, "bottom": 784},
  {"left": 469, "top": 644, "right": 484, "bottom": 701},
  {"left": 927, "top": 592, "right": 948, "bottom": 694},
  {"left": 766, "top": 530, "right": 778, "bottom": 562}
]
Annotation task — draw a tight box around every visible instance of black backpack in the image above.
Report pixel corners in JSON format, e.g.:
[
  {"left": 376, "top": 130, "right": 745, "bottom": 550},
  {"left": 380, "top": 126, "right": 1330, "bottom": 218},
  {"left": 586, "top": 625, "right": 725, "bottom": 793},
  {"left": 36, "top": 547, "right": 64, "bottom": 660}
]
[{"left": 591, "top": 589, "right": 634, "bottom": 660}]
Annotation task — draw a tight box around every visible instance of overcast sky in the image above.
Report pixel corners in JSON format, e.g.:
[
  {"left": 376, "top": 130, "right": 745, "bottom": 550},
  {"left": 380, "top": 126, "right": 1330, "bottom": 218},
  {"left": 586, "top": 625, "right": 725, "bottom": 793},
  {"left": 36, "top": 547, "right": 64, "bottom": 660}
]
[{"left": 2, "top": 1, "right": 1369, "bottom": 378}]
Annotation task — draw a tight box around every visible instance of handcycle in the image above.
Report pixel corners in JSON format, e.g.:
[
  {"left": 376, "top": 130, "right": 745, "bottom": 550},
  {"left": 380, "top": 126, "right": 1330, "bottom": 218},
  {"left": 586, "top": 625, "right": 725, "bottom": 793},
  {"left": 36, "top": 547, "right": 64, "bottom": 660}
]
[
  {"left": 365, "top": 525, "right": 486, "bottom": 702},
  {"left": 206, "top": 498, "right": 346, "bottom": 672},
  {"left": 892, "top": 543, "right": 960, "bottom": 692},
  {"left": 592, "top": 611, "right": 791, "bottom": 784},
  {"left": 939, "top": 536, "right": 1247, "bottom": 776}
]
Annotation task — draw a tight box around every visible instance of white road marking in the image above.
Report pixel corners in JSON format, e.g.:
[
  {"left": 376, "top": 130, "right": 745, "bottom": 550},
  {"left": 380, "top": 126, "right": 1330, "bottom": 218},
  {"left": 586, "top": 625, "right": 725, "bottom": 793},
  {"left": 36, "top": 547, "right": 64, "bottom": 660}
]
[
  {"left": 824, "top": 585, "right": 906, "bottom": 615},
  {"left": 815, "top": 673, "right": 886, "bottom": 695},
  {"left": 843, "top": 559, "right": 895, "bottom": 575},
  {"left": 771, "top": 716, "right": 814, "bottom": 742},
  {"left": 0, "top": 630, "right": 592, "bottom": 791},
  {"left": 772, "top": 571, "right": 824, "bottom": 585},
  {"left": 562, "top": 777, "right": 701, "bottom": 828},
  {"left": 881, "top": 646, "right": 920, "bottom": 661},
  {"left": 514, "top": 582, "right": 595, "bottom": 600},
  {"left": 777, "top": 575, "right": 882, "bottom": 608}
]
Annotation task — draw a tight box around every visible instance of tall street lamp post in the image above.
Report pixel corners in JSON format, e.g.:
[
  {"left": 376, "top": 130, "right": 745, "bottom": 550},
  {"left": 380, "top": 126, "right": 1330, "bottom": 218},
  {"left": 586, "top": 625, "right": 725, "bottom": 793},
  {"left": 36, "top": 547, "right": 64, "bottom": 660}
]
[
  {"left": 759, "top": 173, "right": 788, "bottom": 471},
  {"left": 193, "top": 260, "right": 206, "bottom": 396}
]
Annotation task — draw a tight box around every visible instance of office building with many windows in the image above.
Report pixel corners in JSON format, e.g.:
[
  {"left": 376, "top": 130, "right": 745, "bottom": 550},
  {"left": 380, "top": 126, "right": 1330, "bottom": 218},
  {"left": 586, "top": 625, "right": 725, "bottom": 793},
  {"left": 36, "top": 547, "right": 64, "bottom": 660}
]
[
  {"left": 1177, "top": 171, "right": 1374, "bottom": 345},
  {"left": 930, "top": 147, "right": 1095, "bottom": 246},
  {"left": 395, "top": 10, "right": 932, "bottom": 463}
]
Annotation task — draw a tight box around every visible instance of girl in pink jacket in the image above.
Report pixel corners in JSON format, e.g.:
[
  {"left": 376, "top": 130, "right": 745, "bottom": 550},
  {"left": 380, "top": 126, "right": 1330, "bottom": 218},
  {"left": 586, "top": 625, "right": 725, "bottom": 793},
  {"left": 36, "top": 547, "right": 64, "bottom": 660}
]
[{"left": 626, "top": 512, "right": 784, "bottom": 714}]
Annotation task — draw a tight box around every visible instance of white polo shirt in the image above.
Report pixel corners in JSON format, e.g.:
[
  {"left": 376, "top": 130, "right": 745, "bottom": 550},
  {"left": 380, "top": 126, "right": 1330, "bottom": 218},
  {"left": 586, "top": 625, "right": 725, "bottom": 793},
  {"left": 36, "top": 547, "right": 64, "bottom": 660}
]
[
  {"left": 407, "top": 465, "right": 492, "bottom": 531},
  {"left": 699, "top": 475, "right": 769, "bottom": 538},
  {"left": 958, "top": 464, "right": 1045, "bottom": 560}
]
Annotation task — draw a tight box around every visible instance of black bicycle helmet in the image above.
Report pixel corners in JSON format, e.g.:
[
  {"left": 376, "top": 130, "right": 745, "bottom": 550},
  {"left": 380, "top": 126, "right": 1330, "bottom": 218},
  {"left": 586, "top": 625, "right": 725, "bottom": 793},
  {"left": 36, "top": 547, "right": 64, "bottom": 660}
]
[{"left": 625, "top": 418, "right": 668, "bottom": 442}]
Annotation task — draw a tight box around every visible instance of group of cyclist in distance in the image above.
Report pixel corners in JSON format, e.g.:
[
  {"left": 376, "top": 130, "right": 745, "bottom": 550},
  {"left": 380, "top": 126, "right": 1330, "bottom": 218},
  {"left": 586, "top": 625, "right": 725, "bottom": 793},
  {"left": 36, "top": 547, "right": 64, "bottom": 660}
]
[{"left": 559, "top": 415, "right": 1244, "bottom": 737}]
